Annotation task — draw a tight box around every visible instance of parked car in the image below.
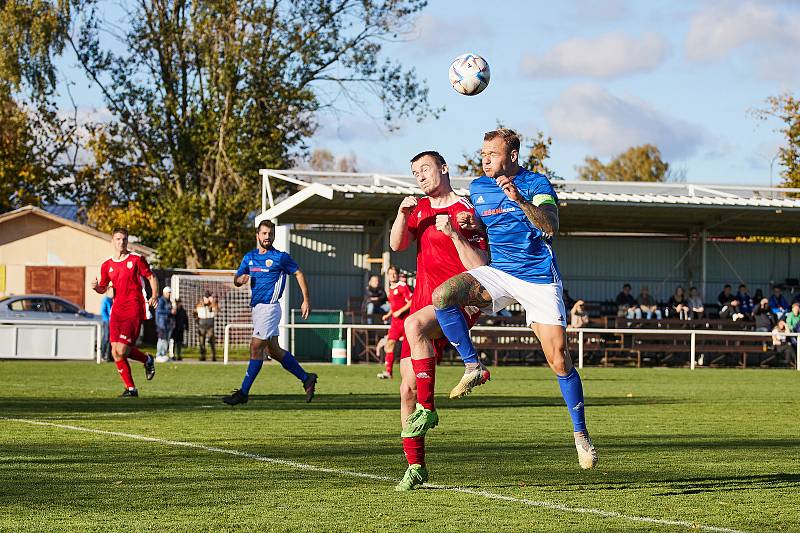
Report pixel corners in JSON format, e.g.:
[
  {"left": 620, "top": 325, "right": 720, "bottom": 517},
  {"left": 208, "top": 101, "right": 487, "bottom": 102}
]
[{"left": 0, "top": 294, "right": 101, "bottom": 322}]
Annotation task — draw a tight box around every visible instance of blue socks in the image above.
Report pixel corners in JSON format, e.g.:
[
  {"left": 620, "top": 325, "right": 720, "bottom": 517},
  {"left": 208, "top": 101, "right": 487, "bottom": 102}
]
[
  {"left": 434, "top": 306, "right": 479, "bottom": 364},
  {"left": 558, "top": 367, "right": 587, "bottom": 433},
  {"left": 280, "top": 351, "right": 308, "bottom": 383},
  {"left": 240, "top": 359, "right": 263, "bottom": 394}
]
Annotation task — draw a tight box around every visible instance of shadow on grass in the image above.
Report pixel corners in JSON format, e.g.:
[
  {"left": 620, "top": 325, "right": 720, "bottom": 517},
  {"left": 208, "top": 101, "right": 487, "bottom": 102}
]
[{"left": 0, "top": 393, "right": 680, "bottom": 417}]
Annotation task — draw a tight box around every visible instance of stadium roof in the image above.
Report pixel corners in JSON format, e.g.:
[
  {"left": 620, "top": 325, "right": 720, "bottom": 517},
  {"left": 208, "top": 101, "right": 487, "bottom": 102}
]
[{"left": 254, "top": 170, "right": 800, "bottom": 238}]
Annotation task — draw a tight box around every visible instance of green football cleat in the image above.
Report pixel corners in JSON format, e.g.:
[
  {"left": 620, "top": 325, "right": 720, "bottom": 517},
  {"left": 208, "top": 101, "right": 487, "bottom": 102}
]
[
  {"left": 400, "top": 403, "right": 439, "bottom": 438},
  {"left": 394, "top": 464, "right": 428, "bottom": 491}
]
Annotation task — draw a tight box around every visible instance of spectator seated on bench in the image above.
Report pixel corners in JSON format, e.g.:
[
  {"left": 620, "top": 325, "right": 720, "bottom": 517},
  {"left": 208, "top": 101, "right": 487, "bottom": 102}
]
[{"left": 636, "top": 286, "right": 661, "bottom": 320}]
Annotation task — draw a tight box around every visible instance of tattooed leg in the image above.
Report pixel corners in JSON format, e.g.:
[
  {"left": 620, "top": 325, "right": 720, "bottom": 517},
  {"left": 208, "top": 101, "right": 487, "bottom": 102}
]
[
  {"left": 432, "top": 274, "right": 490, "bottom": 366},
  {"left": 432, "top": 273, "right": 492, "bottom": 310}
]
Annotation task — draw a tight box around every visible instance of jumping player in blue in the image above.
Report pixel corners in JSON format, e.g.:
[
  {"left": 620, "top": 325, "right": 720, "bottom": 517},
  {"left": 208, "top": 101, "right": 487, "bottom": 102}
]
[
  {"left": 431, "top": 128, "right": 598, "bottom": 469},
  {"left": 222, "top": 219, "right": 317, "bottom": 405}
]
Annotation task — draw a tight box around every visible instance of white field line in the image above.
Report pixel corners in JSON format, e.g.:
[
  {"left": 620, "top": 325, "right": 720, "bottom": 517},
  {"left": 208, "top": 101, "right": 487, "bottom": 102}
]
[{"left": 3, "top": 417, "right": 746, "bottom": 533}]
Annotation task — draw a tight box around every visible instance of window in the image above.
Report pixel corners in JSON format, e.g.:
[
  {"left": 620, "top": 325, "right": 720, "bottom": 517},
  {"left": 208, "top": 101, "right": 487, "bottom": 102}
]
[
  {"left": 10, "top": 299, "right": 47, "bottom": 312},
  {"left": 47, "top": 299, "right": 79, "bottom": 314}
]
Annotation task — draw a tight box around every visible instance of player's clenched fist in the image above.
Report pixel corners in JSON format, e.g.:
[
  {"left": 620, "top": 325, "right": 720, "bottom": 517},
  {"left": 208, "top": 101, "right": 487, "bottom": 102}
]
[
  {"left": 435, "top": 214, "right": 455, "bottom": 237},
  {"left": 398, "top": 196, "right": 418, "bottom": 215},
  {"left": 495, "top": 176, "right": 522, "bottom": 202},
  {"left": 456, "top": 211, "right": 478, "bottom": 230}
]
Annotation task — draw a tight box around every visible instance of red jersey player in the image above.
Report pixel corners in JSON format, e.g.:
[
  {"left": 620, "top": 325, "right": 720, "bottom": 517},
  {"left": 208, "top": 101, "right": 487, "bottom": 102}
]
[
  {"left": 92, "top": 228, "right": 159, "bottom": 397},
  {"left": 377, "top": 265, "right": 413, "bottom": 380},
  {"left": 389, "top": 151, "right": 488, "bottom": 491}
]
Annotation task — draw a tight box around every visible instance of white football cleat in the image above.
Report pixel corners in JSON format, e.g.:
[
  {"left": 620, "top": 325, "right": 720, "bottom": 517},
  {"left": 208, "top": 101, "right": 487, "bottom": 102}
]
[{"left": 574, "top": 432, "right": 599, "bottom": 469}]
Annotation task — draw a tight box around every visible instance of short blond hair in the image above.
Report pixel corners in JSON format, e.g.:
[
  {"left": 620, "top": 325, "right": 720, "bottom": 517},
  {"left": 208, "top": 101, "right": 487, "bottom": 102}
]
[{"left": 484, "top": 128, "right": 521, "bottom": 154}]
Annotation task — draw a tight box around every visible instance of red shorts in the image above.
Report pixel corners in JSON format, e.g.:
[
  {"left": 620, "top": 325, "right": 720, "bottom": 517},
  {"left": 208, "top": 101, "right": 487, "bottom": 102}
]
[
  {"left": 109, "top": 317, "right": 142, "bottom": 346},
  {"left": 400, "top": 307, "right": 480, "bottom": 359},
  {"left": 387, "top": 316, "right": 407, "bottom": 341}
]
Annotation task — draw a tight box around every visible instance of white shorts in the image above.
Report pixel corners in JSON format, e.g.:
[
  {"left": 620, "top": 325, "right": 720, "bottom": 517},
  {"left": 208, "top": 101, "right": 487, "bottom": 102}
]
[
  {"left": 468, "top": 265, "right": 567, "bottom": 327},
  {"left": 252, "top": 302, "right": 281, "bottom": 339}
]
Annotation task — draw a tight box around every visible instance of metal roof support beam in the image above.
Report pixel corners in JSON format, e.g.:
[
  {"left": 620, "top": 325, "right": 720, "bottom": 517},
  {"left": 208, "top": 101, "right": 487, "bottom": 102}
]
[
  {"left": 701, "top": 228, "right": 707, "bottom": 301},
  {"left": 254, "top": 182, "right": 334, "bottom": 226}
]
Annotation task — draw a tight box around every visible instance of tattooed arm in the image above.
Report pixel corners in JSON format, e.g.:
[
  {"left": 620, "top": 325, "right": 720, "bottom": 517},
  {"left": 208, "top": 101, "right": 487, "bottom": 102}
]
[
  {"left": 495, "top": 176, "right": 559, "bottom": 237},
  {"left": 435, "top": 214, "right": 488, "bottom": 270}
]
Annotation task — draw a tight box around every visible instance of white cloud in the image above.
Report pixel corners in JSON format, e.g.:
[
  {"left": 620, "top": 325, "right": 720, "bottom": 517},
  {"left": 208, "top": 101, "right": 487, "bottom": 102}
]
[
  {"left": 545, "top": 84, "right": 706, "bottom": 160},
  {"left": 521, "top": 32, "right": 669, "bottom": 79},
  {"left": 407, "top": 14, "right": 493, "bottom": 53},
  {"left": 685, "top": 1, "right": 800, "bottom": 62},
  {"left": 314, "top": 113, "right": 391, "bottom": 143}
]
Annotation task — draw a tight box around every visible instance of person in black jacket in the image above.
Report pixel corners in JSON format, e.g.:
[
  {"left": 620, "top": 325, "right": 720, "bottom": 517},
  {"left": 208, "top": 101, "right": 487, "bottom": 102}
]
[{"left": 171, "top": 299, "right": 190, "bottom": 361}]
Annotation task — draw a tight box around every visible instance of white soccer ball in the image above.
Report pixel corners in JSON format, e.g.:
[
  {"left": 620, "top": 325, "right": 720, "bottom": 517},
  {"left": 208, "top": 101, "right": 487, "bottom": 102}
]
[{"left": 449, "top": 53, "right": 490, "bottom": 96}]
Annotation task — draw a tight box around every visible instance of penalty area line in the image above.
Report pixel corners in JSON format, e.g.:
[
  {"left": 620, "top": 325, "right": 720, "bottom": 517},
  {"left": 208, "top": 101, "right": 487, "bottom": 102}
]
[{"left": 3, "top": 417, "right": 747, "bottom": 533}]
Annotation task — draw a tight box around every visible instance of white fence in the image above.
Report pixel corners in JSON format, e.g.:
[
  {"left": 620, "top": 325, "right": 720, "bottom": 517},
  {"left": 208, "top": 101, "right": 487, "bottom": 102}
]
[
  {"left": 223, "top": 323, "right": 800, "bottom": 370},
  {"left": 0, "top": 320, "right": 101, "bottom": 362}
]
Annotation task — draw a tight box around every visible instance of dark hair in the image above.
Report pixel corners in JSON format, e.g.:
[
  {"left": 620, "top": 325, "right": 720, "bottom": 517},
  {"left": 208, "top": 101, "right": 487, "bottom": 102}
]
[
  {"left": 724, "top": 284, "right": 731, "bottom": 289},
  {"left": 387, "top": 265, "right": 400, "bottom": 274},
  {"left": 484, "top": 128, "right": 521, "bottom": 154},
  {"left": 257, "top": 219, "right": 275, "bottom": 231},
  {"left": 111, "top": 228, "right": 128, "bottom": 237},
  {"left": 410, "top": 151, "right": 447, "bottom": 166},
  {"left": 623, "top": 283, "right": 631, "bottom": 289},
  {"left": 689, "top": 286, "right": 697, "bottom": 291},
  {"left": 738, "top": 284, "right": 746, "bottom": 289}
]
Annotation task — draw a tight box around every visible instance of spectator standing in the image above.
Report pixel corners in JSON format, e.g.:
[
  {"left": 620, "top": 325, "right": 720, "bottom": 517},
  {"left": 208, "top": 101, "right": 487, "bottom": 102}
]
[
  {"left": 171, "top": 299, "right": 189, "bottom": 361},
  {"left": 155, "top": 287, "right": 174, "bottom": 363},
  {"left": 100, "top": 288, "right": 114, "bottom": 362},
  {"left": 616, "top": 283, "right": 640, "bottom": 319},
  {"left": 768, "top": 287, "right": 789, "bottom": 320},
  {"left": 717, "top": 284, "right": 733, "bottom": 307},
  {"left": 735, "top": 284, "right": 754, "bottom": 316},
  {"left": 687, "top": 287, "right": 705, "bottom": 319},
  {"left": 364, "top": 274, "right": 390, "bottom": 324},
  {"left": 636, "top": 286, "right": 662, "bottom": 320},
  {"left": 753, "top": 299, "right": 776, "bottom": 332},
  {"left": 667, "top": 286, "right": 690, "bottom": 320},
  {"left": 196, "top": 290, "right": 219, "bottom": 361},
  {"left": 570, "top": 300, "right": 590, "bottom": 329}
]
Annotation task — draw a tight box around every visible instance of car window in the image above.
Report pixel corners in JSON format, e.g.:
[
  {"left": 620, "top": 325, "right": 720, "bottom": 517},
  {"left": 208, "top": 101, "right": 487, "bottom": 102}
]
[
  {"left": 10, "top": 298, "right": 48, "bottom": 312},
  {"left": 47, "top": 299, "right": 79, "bottom": 314}
]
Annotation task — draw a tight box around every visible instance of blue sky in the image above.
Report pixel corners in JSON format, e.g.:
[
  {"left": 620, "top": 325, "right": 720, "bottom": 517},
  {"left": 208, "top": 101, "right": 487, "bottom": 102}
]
[{"left": 57, "top": 0, "right": 800, "bottom": 185}]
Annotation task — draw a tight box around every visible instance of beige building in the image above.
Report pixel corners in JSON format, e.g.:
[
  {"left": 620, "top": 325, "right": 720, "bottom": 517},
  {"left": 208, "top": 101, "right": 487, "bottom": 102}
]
[{"left": 0, "top": 205, "right": 155, "bottom": 314}]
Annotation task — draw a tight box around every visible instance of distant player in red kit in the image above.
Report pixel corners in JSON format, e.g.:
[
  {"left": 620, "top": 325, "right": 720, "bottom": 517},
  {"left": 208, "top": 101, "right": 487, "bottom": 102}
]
[
  {"left": 377, "top": 265, "right": 413, "bottom": 380},
  {"left": 389, "top": 151, "right": 488, "bottom": 490},
  {"left": 92, "top": 228, "right": 159, "bottom": 397}
]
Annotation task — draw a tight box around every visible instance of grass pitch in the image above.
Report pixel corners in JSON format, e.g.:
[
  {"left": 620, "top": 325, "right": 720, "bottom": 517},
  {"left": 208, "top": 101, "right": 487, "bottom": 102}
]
[{"left": 1, "top": 361, "right": 797, "bottom": 532}]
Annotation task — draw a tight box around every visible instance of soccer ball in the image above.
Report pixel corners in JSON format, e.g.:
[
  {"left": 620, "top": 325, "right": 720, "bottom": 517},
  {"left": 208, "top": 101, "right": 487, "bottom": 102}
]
[{"left": 449, "top": 53, "right": 490, "bottom": 96}]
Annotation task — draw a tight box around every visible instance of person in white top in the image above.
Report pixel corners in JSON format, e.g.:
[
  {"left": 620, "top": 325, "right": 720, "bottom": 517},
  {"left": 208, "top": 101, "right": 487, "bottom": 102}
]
[{"left": 195, "top": 290, "right": 219, "bottom": 361}]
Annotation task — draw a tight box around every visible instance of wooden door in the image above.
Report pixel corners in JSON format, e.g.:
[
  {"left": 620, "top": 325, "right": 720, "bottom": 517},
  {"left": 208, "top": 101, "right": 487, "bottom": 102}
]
[
  {"left": 25, "top": 266, "right": 86, "bottom": 308},
  {"left": 56, "top": 267, "right": 85, "bottom": 308},
  {"left": 26, "top": 267, "right": 56, "bottom": 295}
]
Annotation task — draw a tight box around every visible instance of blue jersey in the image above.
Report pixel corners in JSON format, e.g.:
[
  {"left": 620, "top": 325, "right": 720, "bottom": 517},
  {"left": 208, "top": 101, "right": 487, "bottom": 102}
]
[
  {"left": 236, "top": 247, "right": 299, "bottom": 307},
  {"left": 471, "top": 168, "right": 561, "bottom": 284}
]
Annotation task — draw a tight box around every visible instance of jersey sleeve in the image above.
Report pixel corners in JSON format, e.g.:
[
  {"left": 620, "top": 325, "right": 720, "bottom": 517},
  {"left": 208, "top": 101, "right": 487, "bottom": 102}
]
[
  {"left": 401, "top": 284, "right": 413, "bottom": 301},
  {"left": 281, "top": 252, "right": 299, "bottom": 274},
  {"left": 235, "top": 254, "right": 250, "bottom": 277},
  {"left": 137, "top": 255, "right": 153, "bottom": 278},
  {"left": 98, "top": 261, "right": 111, "bottom": 288},
  {"left": 524, "top": 175, "right": 558, "bottom": 207}
]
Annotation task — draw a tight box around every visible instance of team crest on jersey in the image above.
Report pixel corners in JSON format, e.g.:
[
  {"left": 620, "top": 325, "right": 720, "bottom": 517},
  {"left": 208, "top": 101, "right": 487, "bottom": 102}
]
[
  {"left": 109, "top": 266, "right": 114, "bottom": 272},
  {"left": 266, "top": 259, "right": 273, "bottom": 267},
  {"left": 249, "top": 260, "right": 253, "bottom": 265},
  {"left": 417, "top": 211, "right": 422, "bottom": 218},
  {"left": 127, "top": 261, "right": 133, "bottom": 269},
  {"left": 476, "top": 195, "right": 485, "bottom": 204},
  {"left": 393, "top": 289, "right": 398, "bottom": 295}
]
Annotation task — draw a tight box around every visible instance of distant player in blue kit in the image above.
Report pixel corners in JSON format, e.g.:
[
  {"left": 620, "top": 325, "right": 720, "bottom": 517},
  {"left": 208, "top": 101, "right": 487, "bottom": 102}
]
[
  {"left": 432, "top": 128, "right": 598, "bottom": 469},
  {"left": 223, "top": 220, "right": 317, "bottom": 405}
]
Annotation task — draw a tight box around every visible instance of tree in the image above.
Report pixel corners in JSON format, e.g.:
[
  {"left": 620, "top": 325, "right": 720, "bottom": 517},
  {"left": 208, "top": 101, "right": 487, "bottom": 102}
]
[
  {"left": 578, "top": 144, "right": 669, "bottom": 182},
  {"left": 754, "top": 93, "right": 800, "bottom": 188},
  {"left": 457, "top": 126, "right": 554, "bottom": 176},
  {"left": 307, "top": 148, "right": 358, "bottom": 172},
  {"left": 5, "top": 0, "right": 437, "bottom": 267}
]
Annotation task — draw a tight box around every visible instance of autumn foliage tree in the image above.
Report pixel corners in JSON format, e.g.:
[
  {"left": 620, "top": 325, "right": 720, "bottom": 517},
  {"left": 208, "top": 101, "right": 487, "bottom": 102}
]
[
  {"left": 754, "top": 93, "right": 800, "bottom": 189},
  {"left": 578, "top": 144, "right": 669, "bottom": 182}
]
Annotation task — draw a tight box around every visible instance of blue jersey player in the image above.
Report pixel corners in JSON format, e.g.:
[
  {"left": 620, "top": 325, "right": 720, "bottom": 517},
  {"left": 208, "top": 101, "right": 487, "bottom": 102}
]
[
  {"left": 222, "top": 220, "right": 317, "bottom": 405},
  {"left": 431, "top": 128, "right": 598, "bottom": 470}
]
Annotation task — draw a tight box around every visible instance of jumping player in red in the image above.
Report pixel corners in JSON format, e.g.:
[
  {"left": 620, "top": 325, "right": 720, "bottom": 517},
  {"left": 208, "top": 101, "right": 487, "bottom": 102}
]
[
  {"left": 92, "top": 228, "right": 159, "bottom": 397},
  {"left": 377, "top": 265, "right": 413, "bottom": 380},
  {"left": 390, "top": 151, "right": 488, "bottom": 490}
]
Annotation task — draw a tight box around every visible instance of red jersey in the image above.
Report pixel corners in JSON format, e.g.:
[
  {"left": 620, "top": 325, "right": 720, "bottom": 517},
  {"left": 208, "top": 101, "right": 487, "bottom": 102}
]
[
  {"left": 98, "top": 252, "right": 153, "bottom": 321},
  {"left": 387, "top": 281, "right": 413, "bottom": 319},
  {"left": 407, "top": 196, "right": 487, "bottom": 312}
]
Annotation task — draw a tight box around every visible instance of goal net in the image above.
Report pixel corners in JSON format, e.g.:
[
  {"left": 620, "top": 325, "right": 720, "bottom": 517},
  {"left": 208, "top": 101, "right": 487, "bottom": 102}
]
[{"left": 172, "top": 274, "right": 252, "bottom": 347}]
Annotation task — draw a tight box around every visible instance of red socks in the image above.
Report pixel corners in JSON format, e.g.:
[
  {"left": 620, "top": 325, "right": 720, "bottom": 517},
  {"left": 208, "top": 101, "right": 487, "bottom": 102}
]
[
  {"left": 385, "top": 351, "right": 395, "bottom": 375},
  {"left": 127, "top": 347, "right": 148, "bottom": 364},
  {"left": 402, "top": 436, "right": 425, "bottom": 466},
  {"left": 115, "top": 359, "right": 135, "bottom": 389},
  {"left": 411, "top": 357, "right": 436, "bottom": 410}
]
